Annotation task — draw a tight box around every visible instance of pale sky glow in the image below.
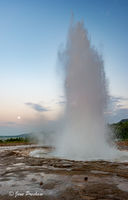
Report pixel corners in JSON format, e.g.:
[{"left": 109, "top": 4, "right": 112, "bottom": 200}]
[{"left": 0, "top": 0, "right": 128, "bottom": 135}]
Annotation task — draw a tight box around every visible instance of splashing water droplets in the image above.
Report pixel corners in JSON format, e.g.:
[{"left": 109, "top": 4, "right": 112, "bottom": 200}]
[{"left": 55, "top": 20, "right": 121, "bottom": 160}]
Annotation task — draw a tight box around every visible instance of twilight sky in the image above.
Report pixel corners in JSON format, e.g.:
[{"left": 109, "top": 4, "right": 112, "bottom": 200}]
[{"left": 0, "top": 0, "right": 128, "bottom": 135}]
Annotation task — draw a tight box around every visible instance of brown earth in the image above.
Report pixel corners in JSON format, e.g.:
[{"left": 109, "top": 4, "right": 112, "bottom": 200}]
[
  {"left": 0, "top": 142, "right": 35, "bottom": 146},
  {"left": 0, "top": 144, "right": 128, "bottom": 200}
]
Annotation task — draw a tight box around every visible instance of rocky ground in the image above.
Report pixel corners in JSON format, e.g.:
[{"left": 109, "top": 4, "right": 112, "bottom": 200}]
[{"left": 0, "top": 144, "right": 128, "bottom": 200}]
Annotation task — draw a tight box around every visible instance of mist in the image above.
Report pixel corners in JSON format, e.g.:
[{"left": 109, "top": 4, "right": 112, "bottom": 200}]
[{"left": 54, "top": 20, "right": 118, "bottom": 160}]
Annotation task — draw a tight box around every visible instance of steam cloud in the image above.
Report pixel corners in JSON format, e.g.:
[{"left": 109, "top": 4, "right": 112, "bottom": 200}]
[{"left": 55, "top": 20, "right": 118, "bottom": 160}]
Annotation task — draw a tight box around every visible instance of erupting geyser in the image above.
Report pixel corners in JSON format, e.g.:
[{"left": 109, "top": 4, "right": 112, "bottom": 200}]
[{"left": 55, "top": 20, "right": 118, "bottom": 160}]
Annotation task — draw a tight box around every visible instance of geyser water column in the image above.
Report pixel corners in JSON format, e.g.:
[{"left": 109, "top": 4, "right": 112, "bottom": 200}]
[{"left": 56, "top": 20, "right": 116, "bottom": 160}]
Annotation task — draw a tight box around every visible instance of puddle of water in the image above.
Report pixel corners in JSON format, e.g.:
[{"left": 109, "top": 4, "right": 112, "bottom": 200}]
[
  {"left": 117, "top": 182, "right": 128, "bottom": 192},
  {"left": 91, "top": 170, "right": 109, "bottom": 174},
  {"left": 12, "top": 163, "right": 25, "bottom": 166},
  {"left": 29, "top": 148, "right": 128, "bottom": 163}
]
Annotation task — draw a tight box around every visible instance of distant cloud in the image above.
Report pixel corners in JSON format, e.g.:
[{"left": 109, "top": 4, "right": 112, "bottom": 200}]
[
  {"left": 106, "top": 96, "right": 128, "bottom": 123},
  {"left": 57, "top": 95, "right": 66, "bottom": 105},
  {"left": 110, "top": 96, "right": 128, "bottom": 104},
  {"left": 110, "top": 96, "right": 128, "bottom": 109},
  {"left": 0, "top": 121, "right": 17, "bottom": 127},
  {"left": 57, "top": 101, "right": 66, "bottom": 104},
  {"left": 107, "top": 107, "right": 128, "bottom": 124},
  {"left": 5, "top": 121, "right": 16, "bottom": 125},
  {"left": 59, "top": 95, "right": 65, "bottom": 99},
  {"left": 25, "top": 102, "right": 49, "bottom": 112}
]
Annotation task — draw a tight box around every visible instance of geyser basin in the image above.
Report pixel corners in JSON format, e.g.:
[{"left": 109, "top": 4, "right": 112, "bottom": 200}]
[
  {"left": 1, "top": 145, "right": 128, "bottom": 199},
  {"left": 29, "top": 146, "right": 128, "bottom": 163},
  {"left": 54, "top": 20, "right": 125, "bottom": 161}
]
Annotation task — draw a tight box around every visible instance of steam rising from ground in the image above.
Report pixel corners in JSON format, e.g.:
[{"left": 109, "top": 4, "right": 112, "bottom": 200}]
[{"left": 54, "top": 20, "right": 119, "bottom": 160}]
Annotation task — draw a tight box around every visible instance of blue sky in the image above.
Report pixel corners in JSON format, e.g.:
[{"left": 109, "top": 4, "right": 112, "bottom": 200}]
[{"left": 0, "top": 0, "right": 128, "bottom": 135}]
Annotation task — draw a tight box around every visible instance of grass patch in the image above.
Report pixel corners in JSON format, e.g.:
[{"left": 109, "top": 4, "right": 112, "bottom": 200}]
[{"left": 0, "top": 137, "right": 30, "bottom": 143}]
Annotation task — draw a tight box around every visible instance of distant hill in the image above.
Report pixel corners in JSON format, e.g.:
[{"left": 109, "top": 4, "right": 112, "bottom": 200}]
[
  {"left": 120, "top": 119, "right": 128, "bottom": 123},
  {"left": 0, "top": 133, "right": 33, "bottom": 140},
  {"left": 110, "top": 119, "right": 128, "bottom": 140}
]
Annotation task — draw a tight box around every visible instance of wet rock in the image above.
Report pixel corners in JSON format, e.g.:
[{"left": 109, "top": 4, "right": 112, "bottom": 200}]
[
  {"left": 31, "top": 178, "right": 36, "bottom": 182},
  {"left": 0, "top": 145, "right": 128, "bottom": 200}
]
